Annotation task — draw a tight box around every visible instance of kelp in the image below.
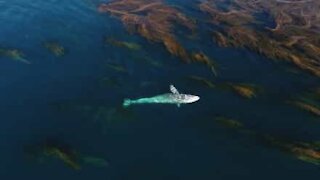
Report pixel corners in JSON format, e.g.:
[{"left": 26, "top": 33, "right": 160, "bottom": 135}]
[
  {"left": 24, "top": 138, "right": 109, "bottom": 170},
  {"left": 105, "top": 37, "right": 141, "bottom": 51},
  {"left": 191, "top": 52, "right": 218, "bottom": 76},
  {"left": 133, "top": 56, "right": 163, "bottom": 68},
  {"left": 0, "top": 48, "right": 31, "bottom": 64},
  {"left": 289, "top": 89, "right": 320, "bottom": 117},
  {"left": 214, "top": 117, "right": 320, "bottom": 166},
  {"left": 187, "top": 75, "right": 215, "bottom": 88},
  {"left": 98, "top": 0, "right": 194, "bottom": 61},
  {"left": 216, "top": 82, "right": 259, "bottom": 99},
  {"left": 291, "top": 100, "right": 320, "bottom": 117},
  {"left": 228, "top": 83, "right": 257, "bottom": 99},
  {"left": 186, "top": 75, "right": 259, "bottom": 99},
  {"left": 200, "top": 0, "right": 320, "bottom": 77},
  {"left": 43, "top": 41, "right": 66, "bottom": 57},
  {"left": 98, "top": 0, "right": 216, "bottom": 69},
  {"left": 264, "top": 136, "right": 320, "bottom": 166},
  {"left": 82, "top": 156, "right": 109, "bottom": 168},
  {"left": 214, "top": 116, "right": 244, "bottom": 129}
]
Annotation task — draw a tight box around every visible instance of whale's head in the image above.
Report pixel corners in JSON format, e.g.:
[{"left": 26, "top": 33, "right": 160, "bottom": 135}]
[
  {"left": 180, "top": 94, "right": 200, "bottom": 104},
  {"left": 188, "top": 95, "right": 200, "bottom": 103}
]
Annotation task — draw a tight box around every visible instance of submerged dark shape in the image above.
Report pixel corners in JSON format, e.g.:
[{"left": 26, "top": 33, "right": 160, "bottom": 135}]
[
  {"left": 0, "top": 48, "right": 31, "bottom": 64},
  {"left": 200, "top": 0, "right": 320, "bottom": 77},
  {"left": 43, "top": 41, "right": 66, "bottom": 57},
  {"left": 315, "top": 88, "right": 320, "bottom": 100},
  {"left": 214, "top": 116, "right": 320, "bottom": 166},
  {"left": 88, "top": 105, "right": 136, "bottom": 132},
  {"left": 24, "top": 138, "right": 81, "bottom": 170},
  {"left": 214, "top": 116, "right": 244, "bottom": 129},
  {"left": 82, "top": 156, "right": 109, "bottom": 167},
  {"left": 100, "top": 76, "right": 123, "bottom": 88},
  {"left": 105, "top": 62, "right": 128, "bottom": 73},
  {"left": 92, "top": 105, "right": 135, "bottom": 123},
  {"left": 52, "top": 101, "right": 136, "bottom": 132},
  {"left": 133, "top": 56, "right": 164, "bottom": 68},
  {"left": 24, "top": 138, "right": 109, "bottom": 170}
]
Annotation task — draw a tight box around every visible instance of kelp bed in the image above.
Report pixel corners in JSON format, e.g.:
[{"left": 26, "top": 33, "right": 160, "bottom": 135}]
[
  {"left": 200, "top": 0, "right": 320, "bottom": 77},
  {"left": 98, "top": 0, "right": 320, "bottom": 77},
  {"left": 98, "top": 0, "right": 215, "bottom": 70}
]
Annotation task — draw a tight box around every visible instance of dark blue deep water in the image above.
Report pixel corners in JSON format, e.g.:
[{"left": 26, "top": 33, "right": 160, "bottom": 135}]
[{"left": 0, "top": 0, "right": 320, "bottom": 179}]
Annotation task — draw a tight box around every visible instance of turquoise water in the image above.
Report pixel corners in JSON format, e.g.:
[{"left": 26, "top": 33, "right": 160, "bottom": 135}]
[{"left": 0, "top": 0, "right": 320, "bottom": 179}]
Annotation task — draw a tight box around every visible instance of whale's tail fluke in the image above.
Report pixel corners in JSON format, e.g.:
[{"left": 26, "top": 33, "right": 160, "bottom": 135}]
[{"left": 123, "top": 99, "right": 132, "bottom": 107}]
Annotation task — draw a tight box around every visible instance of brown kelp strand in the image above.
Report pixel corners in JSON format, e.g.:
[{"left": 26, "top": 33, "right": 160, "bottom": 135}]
[
  {"left": 0, "top": 48, "right": 31, "bottom": 64},
  {"left": 290, "top": 100, "right": 320, "bottom": 117},
  {"left": 214, "top": 118, "right": 320, "bottom": 166},
  {"left": 92, "top": 106, "right": 134, "bottom": 122},
  {"left": 214, "top": 116, "right": 244, "bottom": 129},
  {"left": 231, "top": 84, "right": 257, "bottom": 99},
  {"left": 187, "top": 51, "right": 218, "bottom": 75},
  {"left": 191, "top": 52, "right": 218, "bottom": 76},
  {"left": 200, "top": 0, "right": 320, "bottom": 77},
  {"left": 265, "top": 137, "right": 320, "bottom": 165},
  {"left": 187, "top": 75, "right": 215, "bottom": 88},
  {"left": 105, "top": 37, "right": 141, "bottom": 51},
  {"left": 225, "top": 83, "right": 258, "bottom": 99},
  {"left": 288, "top": 89, "right": 320, "bottom": 117},
  {"left": 186, "top": 76, "right": 259, "bottom": 99},
  {"left": 98, "top": 0, "right": 216, "bottom": 69},
  {"left": 43, "top": 41, "right": 66, "bottom": 57}
]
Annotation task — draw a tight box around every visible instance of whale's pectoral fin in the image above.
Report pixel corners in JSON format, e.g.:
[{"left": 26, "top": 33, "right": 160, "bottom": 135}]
[
  {"left": 170, "top": 85, "right": 179, "bottom": 94},
  {"left": 177, "top": 104, "right": 180, "bottom": 108}
]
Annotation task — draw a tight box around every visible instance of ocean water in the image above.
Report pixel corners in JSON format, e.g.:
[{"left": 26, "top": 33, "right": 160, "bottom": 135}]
[{"left": 0, "top": 0, "right": 320, "bottom": 179}]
